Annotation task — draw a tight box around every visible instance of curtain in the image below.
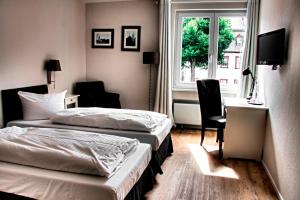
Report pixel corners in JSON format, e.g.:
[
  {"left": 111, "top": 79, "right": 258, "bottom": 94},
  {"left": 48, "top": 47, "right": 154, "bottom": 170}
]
[
  {"left": 240, "top": 0, "right": 260, "bottom": 98},
  {"left": 154, "top": 0, "right": 173, "bottom": 120}
]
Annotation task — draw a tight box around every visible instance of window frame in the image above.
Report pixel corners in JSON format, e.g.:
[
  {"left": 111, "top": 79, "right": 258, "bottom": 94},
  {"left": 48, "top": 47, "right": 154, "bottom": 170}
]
[
  {"left": 173, "top": 11, "right": 246, "bottom": 95},
  {"left": 173, "top": 12, "right": 215, "bottom": 90}
]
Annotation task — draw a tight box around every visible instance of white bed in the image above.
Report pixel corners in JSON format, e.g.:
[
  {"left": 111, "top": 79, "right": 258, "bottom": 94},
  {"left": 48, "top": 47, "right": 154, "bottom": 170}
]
[
  {"left": 8, "top": 118, "right": 173, "bottom": 151},
  {"left": 1, "top": 85, "right": 173, "bottom": 177},
  {"left": 0, "top": 142, "right": 151, "bottom": 200}
]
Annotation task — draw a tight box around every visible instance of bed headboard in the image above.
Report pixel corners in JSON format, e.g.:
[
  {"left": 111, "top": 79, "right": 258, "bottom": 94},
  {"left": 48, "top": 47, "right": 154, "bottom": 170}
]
[{"left": 1, "top": 85, "right": 48, "bottom": 126}]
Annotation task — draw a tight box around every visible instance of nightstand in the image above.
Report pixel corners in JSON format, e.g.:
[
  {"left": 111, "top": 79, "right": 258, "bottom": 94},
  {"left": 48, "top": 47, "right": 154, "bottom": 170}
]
[{"left": 64, "top": 94, "right": 79, "bottom": 109}]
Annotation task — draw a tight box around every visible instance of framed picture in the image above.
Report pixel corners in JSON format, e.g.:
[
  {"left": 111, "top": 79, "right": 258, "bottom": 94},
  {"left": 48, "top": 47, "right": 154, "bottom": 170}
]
[
  {"left": 92, "top": 29, "right": 114, "bottom": 48},
  {"left": 121, "top": 26, "right": 141, "bottom": 51}
]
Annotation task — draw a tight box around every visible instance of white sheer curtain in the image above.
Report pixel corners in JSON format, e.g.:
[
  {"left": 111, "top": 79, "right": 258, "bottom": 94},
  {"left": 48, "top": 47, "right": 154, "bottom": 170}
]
[
  {"left": 154, "top": 0, "right": 173, "bottom": 120},
  {"left": 240, "top": 0, "right": 260, "bottom": 97}
]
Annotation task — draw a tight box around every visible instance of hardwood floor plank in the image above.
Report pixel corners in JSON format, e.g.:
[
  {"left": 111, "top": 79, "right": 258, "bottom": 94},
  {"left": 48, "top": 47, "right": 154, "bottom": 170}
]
[{"left": 145, "top": 128, "right": 278, "bottom": 200}]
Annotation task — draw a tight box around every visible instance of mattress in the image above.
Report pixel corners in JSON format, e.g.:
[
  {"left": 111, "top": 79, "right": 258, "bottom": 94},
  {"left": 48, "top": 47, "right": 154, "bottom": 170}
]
[
  {"left": 8, "top": 118, "right": 173, "bottom": 151},
  {"left": 0, "top": 143, "right": 151, "bottom": 200}
]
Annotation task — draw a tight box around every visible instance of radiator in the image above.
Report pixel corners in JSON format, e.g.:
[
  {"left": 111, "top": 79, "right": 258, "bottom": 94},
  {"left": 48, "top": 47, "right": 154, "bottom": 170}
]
[{"left": 173, "top": 100, "right": 201, "bottom": 125}]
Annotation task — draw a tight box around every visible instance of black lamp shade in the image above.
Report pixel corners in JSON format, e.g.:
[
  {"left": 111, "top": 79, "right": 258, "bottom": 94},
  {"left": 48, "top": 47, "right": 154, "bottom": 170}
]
[
  {"left": 45, "top": 60, "right": 61, "bottom": 71},
  {"left": 242, "top": 67, "right": 251, "bottom": 76},
  {"left": 143, "top": 52, "right": 159, "bottom": 64}
]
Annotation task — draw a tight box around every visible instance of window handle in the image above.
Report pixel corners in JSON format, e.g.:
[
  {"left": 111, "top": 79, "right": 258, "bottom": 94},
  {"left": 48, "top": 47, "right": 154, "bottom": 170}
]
[{"left": 209, "top": 54, "right": 213, "bottom": 63}]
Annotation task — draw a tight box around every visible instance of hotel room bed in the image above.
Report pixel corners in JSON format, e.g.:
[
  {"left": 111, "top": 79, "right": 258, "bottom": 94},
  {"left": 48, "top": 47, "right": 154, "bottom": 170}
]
[
  {"left": 0, "top": 141, "right": 154, "bottom": 200},
  {"left": 1, "top": 85, "right": 173, "bottom": 173},
  {"left": 8, "top": 117, "right": 172, "bottom": 151}
]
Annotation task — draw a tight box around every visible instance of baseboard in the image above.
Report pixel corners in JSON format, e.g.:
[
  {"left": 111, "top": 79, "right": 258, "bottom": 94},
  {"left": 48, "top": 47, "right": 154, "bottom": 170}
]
[
  {"left": 262, "top": 161, "right": 284, "bottom": 200},
  {"left": 174, "top": 124, "right": 201, "bottom": 129}
]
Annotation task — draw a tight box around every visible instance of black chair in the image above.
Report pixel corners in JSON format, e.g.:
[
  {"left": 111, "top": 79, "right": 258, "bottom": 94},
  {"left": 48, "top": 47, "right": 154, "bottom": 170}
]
[
  {"left": 74, "top": 81, "right": 121, "bottom": 109},
  {"left": 196, "top": 79, "right": 226, "bottom": 159}
]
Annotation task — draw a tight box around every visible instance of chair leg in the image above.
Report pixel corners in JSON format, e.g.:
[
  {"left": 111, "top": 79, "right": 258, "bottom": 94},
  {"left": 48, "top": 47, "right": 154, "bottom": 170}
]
[
  {"left": 217, "top": 128, "right": 224, "bottom": 159},
  {"left": 218, "top": 141, "right": 223, "bottom": 159},
  {"left": 200, "top": 127, "right": 206, "bottom": 146}
]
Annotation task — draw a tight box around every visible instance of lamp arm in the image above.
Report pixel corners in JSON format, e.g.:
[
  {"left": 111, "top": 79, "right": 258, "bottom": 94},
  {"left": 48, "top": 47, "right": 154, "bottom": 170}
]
[
  {"left": 250, "top": 72, "right": 255, "bottom": 81},
  {"left": 47, "top": 71, "right": 52, "bottom": 84},
  {"left": 249, "top": 76, "right": 255, "bottom": 97}
]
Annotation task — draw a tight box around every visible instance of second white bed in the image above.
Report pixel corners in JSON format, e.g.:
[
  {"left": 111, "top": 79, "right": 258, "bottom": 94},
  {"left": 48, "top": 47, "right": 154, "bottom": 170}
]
[
  {"left": 0, "top": 142, "right": 151, "bottom": 200},
  {"left": 8, "top": 118, "right": 173, "bottom": 151}
]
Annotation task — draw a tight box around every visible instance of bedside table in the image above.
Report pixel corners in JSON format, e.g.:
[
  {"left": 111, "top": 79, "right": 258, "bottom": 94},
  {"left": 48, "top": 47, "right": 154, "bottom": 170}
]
[{"left": 64, "top": 94, "right": 79, "bottom": 109}]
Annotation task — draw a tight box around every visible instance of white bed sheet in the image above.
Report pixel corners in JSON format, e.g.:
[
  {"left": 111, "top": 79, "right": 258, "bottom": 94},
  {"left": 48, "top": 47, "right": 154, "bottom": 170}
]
[
  {"left": 8, "top": 118, "right": 173, "bottom": 151},
  {"left": 0, "top": 143, "right": 151, "bottom": 200}
]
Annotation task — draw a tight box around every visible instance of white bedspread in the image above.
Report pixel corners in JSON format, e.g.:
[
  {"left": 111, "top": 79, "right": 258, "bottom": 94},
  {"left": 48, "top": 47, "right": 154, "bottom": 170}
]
[
  {"left": 51, "top": 107, "right": 168, "bottom": 132},
  {"left": 0, "top": 126, "right": 139, "bottom": 177}
]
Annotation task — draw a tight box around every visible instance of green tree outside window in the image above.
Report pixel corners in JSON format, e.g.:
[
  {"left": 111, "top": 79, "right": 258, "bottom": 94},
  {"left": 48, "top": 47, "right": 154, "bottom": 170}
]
[{"left": 181, "top": 17, "right": 234, "bottom": 82}]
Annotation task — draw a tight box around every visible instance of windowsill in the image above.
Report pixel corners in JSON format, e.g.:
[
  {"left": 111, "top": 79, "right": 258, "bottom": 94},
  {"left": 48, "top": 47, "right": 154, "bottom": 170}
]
[
  {"left": 172, "top": 87, "right": 238, "bottom": 97},
  {"left": 172, "top": 88, "right": 197, "bottom": 92}
]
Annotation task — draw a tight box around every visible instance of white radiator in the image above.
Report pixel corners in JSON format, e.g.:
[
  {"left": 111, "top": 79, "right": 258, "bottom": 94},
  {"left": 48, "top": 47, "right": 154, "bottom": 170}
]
[{"left": 173, "top": 101, "right": 201, "bottom": 125}]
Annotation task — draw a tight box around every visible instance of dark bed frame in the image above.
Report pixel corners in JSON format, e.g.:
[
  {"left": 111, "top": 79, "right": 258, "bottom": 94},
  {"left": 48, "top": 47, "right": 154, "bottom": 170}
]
[
  {"left": 1, "top": 84, "right": 174, "bottom": 200},
  {"left": 1, "top": 84, "right": 48, "bottom": 126}
]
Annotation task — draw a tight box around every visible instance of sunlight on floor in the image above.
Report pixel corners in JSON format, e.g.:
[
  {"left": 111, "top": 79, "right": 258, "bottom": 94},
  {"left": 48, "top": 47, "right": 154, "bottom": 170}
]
[{"left": 188, "top": 144, "right": 240, "bottom": 179}]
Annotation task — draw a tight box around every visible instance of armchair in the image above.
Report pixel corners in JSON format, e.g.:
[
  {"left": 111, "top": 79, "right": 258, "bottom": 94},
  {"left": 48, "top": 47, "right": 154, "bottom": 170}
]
[{"left": 74, "top": 81, "right": 121, "bottom": 109}]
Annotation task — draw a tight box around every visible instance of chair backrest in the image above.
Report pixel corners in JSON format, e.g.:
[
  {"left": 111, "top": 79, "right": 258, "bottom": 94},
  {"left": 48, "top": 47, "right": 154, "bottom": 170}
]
[
  {"left": 74, "top": 81, "right": 105, "bottom": 95},
  {"left": 196, "top": 79, "right": 222, "bottom": 125}
]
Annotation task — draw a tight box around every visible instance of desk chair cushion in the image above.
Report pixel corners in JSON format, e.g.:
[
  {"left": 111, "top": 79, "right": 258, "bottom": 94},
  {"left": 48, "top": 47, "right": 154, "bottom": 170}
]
[{"left": 207, "top": 116, "right": 226, "bottom": 128}]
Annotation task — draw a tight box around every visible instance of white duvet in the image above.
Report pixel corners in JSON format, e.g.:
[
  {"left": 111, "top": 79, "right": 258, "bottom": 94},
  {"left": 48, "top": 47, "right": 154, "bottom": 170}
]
[
  {"left": 51, "top": 107, "right": 168, "bottom": 132},
  {"left": 0, "top": 126, "right": 139, "bottom": 177}
]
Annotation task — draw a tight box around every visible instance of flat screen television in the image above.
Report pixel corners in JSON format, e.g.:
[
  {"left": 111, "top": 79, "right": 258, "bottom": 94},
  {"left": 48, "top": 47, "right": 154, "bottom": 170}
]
[{"left": 257, "top": 28, "right": 286, "bottom": 67}]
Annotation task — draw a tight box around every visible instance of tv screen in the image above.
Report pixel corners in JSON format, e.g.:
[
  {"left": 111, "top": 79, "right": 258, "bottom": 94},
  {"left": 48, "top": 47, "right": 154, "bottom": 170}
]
[{"left": 257, "top": 28, "right": 285, "bottom": 65}]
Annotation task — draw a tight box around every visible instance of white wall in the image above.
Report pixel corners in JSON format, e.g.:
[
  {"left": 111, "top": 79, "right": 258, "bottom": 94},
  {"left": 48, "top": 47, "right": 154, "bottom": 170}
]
[
  {"left": 258, "top": 0, "right": 300, "bottom": 199},
  {"left": 85, "top": 0, "right": 159, "bottom": 110},
  {"left": 0, "top": 0, "right": 86, "bottom": 127}
]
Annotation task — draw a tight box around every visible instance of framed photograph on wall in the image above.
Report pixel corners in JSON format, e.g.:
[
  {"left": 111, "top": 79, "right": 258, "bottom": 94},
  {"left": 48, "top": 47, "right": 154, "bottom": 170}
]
[
  {"left": 92, "top": 29, "right": 114, "bottom": 48},
  {"left": 121, "top": 26, "right": 141, "bottom": 51}
]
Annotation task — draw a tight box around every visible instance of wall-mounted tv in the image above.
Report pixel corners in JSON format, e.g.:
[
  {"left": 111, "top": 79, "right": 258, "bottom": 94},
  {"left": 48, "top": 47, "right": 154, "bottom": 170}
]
[{"left": 257, "top": 28, "right": 286, "bottom": 68}]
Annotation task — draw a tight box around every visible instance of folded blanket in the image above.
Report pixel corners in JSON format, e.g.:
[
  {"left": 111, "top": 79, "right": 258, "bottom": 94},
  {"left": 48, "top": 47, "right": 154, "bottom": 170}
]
[
  {"left": 0, "top": 126, "right": 139, "bottom": 177},
  {"left": 51, "top": 107, "right": 167, "bottom": 132}
]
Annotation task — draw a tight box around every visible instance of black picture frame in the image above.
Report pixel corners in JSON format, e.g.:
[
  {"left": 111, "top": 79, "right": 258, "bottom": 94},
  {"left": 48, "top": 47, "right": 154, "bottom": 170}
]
[
  {"left": 121, "top": 26, "right": 141, "bottom": 51},
  {"left": 92, "top": 29, "right": 114, "bottom": 48}
]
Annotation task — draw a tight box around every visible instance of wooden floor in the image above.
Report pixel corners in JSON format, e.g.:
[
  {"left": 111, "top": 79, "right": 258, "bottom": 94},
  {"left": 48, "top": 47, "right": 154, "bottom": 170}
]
[{"left": 145, "top": 128, "right": 278, "bottom": 200}]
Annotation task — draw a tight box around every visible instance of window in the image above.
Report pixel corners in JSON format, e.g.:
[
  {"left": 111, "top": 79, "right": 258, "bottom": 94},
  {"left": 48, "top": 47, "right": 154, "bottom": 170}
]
[
  {"left": 173, "top": 11, "right": 246, "bottom": 95},
  {"left": 234, "top": 79, "right": 238, "bottom": 84},
  {"left": 220, "top": 56, "right": 229, "bottom": 68},
  {"left": 235, "top": 56, "right": 241, "bottom": 69},
  {"left": 220, "top": 79, "right": 228, "bottom": 84}
]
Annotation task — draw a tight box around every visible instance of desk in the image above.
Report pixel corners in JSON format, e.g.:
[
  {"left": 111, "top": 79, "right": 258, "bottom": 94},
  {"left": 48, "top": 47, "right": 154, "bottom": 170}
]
[{"left": 224, "top": 98, "right": 268, "bottom": 161}]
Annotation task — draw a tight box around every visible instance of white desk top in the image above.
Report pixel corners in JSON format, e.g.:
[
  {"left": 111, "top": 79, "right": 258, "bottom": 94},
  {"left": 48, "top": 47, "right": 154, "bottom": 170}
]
[
  {"left": 65, "top": 94, "right": 80, "bottom": 99},
  {"left": 224, "top": 98, "right": 268, "bottom": 110}
]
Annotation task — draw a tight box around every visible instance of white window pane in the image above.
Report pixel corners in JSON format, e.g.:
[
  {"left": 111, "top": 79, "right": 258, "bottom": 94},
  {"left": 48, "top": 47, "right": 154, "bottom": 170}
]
[
  {"left": 180, "top": 17, "right": 210, "bottom": 84},
  {"left": 216, "top": 16, "right": 246, "bottom": 95}
]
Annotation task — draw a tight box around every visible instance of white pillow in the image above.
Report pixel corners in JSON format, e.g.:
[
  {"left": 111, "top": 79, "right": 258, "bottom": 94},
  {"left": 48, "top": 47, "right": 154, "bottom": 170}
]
[{"left": 18, "top": 90, "right": 67, "bottom": 120}]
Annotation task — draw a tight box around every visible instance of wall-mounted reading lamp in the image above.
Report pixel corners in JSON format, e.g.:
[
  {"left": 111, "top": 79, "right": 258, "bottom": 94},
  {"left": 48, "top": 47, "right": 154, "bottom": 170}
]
[
  {"left": 143, "top": 52, "right": 159, "bottom": 111},
  {"left": 242, "top": 67, "right": 255, "bottom": 100},
  {"left": 45, "top": 59, "right": 61, "bottom": 89}
]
